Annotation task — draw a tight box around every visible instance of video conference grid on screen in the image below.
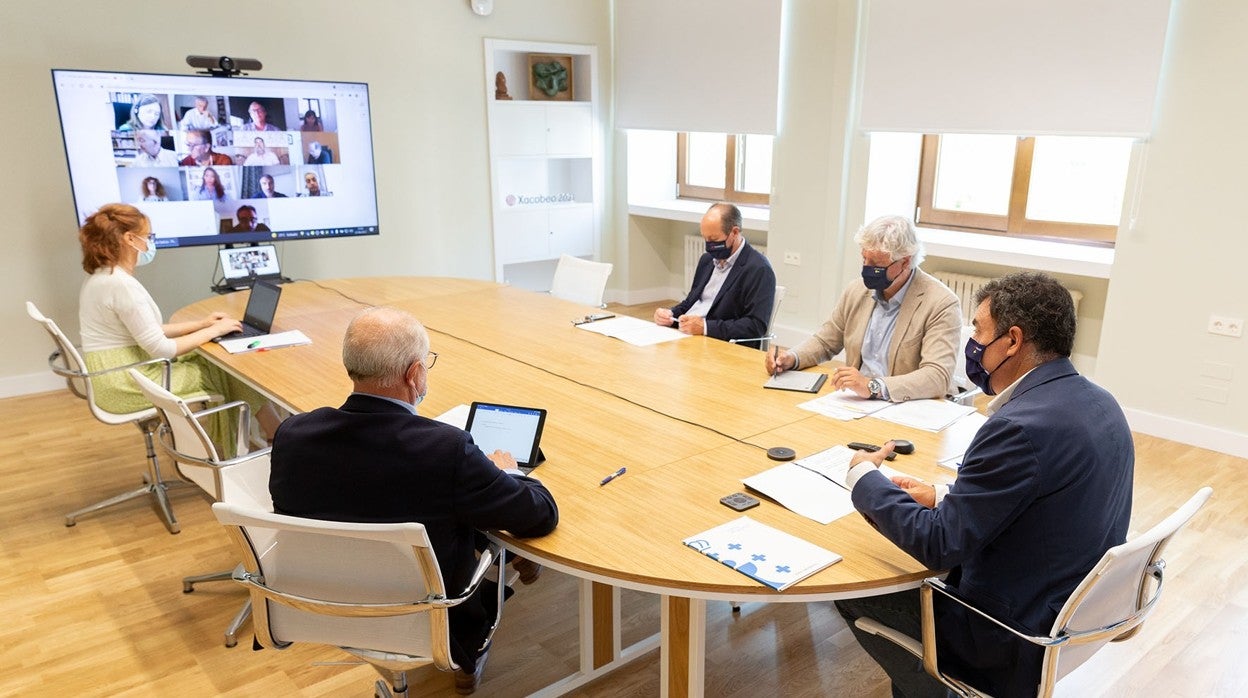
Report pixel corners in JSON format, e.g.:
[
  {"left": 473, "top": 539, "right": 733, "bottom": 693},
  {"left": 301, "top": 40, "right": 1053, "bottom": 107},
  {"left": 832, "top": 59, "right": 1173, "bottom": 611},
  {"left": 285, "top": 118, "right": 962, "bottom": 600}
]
[{"left": 52, "top": 69, "right": 380, "bottom": 249}]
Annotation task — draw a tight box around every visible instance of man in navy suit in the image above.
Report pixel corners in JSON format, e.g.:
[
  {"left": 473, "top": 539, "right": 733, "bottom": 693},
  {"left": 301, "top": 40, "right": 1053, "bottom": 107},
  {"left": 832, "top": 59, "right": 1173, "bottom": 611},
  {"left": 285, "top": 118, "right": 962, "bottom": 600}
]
[
  {"left": 654, "top": 202, "right": 776, "bottom": 348},
  {"left": 836, "top": 272, "right": 1133, "bottom": 697},
  {"left": 269, "top": 306, "right": 559, "bottom": 694}
]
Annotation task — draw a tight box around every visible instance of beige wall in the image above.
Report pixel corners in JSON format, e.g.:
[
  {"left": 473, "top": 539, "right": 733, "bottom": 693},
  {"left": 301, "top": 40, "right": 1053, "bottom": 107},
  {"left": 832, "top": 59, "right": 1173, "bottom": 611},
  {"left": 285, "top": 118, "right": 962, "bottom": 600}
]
[
  {"left": 3, "top": 0, "right": 611, "bottom": 393},
  {"left": 630, "top": 0, "right": 1242, "bottom": 453},
  {"left": 760, "top": 0, "right": 1246, "bottom": 454},
  {"left": 7, "top": 0, "right": 1245, "bottom": 454}
]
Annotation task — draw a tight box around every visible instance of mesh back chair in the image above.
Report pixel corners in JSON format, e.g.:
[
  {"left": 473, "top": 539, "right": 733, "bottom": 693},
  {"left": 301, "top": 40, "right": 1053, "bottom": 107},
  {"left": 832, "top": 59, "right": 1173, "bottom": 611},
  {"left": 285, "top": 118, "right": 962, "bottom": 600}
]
[
  {"left": 212, "top": 501, "right": 507, "bottom": 698},
  {"left": 854, "top": 486, "right": 1213, "bottom": 697},
  {"left": 549, "top": 253, "right": 613, "bottom": 308},
  {"left": 128, "top": 368, "right": 271, "bottom": 647},
  {"left": 728, "top": 284, "right": 786, "bottom": 351},
  {"left": 26, "top": 301, "right": 214, "bottom": 533}
]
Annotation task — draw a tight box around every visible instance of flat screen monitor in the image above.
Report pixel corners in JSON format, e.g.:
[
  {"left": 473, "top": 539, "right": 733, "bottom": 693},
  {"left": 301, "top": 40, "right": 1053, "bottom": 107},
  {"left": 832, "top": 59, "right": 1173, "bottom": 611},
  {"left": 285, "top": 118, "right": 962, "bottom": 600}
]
[{"left": 51, "top": 69, "right": 380, "bottom": 249}]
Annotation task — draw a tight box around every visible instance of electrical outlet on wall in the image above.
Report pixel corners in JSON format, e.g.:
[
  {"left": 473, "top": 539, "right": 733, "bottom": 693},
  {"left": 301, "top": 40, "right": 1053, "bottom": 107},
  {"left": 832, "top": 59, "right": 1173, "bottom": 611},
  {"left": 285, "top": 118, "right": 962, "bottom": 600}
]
[
  {"left": 783, "top": 251, "right": 801, "bottom": 266},
  {"left": 1208, "top": 315, "right": 1243, "bottom": 338}
]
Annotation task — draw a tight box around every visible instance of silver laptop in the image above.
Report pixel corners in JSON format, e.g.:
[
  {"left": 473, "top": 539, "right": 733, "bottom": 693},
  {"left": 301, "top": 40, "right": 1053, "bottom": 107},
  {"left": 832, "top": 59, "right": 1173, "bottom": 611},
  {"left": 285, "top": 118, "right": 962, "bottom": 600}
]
[{"left": 219, "top": 244, "right": 283, "bottom": 290}]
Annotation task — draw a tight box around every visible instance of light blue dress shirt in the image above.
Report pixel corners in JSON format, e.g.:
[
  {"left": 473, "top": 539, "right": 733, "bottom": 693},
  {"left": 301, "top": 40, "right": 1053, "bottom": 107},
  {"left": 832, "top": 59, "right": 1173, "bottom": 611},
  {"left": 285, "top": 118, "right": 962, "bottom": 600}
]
[{"left": 860, "top": 269, "right": 917, "bottom": 399}]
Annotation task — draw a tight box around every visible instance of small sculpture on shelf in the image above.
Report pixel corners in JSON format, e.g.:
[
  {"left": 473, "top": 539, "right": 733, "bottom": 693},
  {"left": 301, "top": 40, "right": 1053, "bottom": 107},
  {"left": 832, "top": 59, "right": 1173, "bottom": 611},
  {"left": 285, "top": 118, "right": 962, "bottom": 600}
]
[{"left": 494, "top": 71, "right": 512, "bottom": 100}]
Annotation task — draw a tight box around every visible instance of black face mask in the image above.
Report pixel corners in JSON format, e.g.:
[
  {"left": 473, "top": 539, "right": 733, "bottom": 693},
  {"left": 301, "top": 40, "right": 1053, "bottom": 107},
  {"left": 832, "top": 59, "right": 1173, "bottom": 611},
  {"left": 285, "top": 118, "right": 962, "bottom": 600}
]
[
  {"left": 964, "top": 332, "right": 1010, "bottom": 395},
  {"left": 861, "top": 258, "right": 901, "bottom": 290},
  {"left": 705, "top": 237, "right": 732, "bottom": 261}
]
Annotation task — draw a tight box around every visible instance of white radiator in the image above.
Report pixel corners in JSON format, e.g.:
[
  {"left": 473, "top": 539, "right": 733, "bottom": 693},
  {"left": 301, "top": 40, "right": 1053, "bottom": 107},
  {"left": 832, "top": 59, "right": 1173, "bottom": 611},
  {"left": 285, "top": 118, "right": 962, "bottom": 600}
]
[
  {"left": 931, "top": 271, "right": 1082, "bottom": 320},
  {"left": 683, "top": 235, "right": 766, "bottom": 290}
]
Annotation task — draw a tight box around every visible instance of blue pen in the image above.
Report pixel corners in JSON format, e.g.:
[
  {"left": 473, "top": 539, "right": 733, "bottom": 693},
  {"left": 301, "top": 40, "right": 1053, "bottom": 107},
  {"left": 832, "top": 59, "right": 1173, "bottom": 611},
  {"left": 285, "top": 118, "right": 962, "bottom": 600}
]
[
  {"left": 599, "top": 467, "right": 626, "bottom": 486},
  {"left": 247, "top": 340, "right": 262, "bottom": 349}
]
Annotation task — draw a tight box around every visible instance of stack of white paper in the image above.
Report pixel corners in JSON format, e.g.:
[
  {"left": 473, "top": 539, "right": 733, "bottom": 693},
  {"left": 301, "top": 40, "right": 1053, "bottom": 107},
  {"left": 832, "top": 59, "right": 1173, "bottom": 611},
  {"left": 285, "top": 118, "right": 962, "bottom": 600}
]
[
  {"left": 798, "top": 390, "right": 893, "bottom": 421},
  {"left": 219, "top": 330, "right": 312, "bottom": 354},
  {"left": 871, "top": 399, "right": 978, "bottom": 432}
]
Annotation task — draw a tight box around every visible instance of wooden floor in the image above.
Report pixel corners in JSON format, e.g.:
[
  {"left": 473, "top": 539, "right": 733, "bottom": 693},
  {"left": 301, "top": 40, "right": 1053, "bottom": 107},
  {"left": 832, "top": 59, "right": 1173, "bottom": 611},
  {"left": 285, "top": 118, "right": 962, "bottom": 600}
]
[{"left": 4, "top": 305, "right": 1245, "bottom": 696}]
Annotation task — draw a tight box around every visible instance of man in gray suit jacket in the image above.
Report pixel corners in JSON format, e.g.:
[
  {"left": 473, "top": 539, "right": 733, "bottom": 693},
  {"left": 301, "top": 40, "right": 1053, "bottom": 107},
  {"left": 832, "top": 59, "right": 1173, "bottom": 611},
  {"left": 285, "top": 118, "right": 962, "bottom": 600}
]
[
  {"left": 766, "top": 215, "right": 961, "bottom": 402},
  {"left": 836, "top": 272, "right": 1133, "bottom": 697}
]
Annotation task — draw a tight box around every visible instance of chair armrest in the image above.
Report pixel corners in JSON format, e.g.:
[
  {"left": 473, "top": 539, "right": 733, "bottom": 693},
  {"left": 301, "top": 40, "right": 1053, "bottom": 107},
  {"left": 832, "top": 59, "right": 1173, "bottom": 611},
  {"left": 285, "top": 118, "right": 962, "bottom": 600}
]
[
  {"left": 156, "top": 425, "right": 270, "bottom": 468},
  {"left": 727, "top": 333, "right": 776, "bottom": 345},
  {"left": 232, "top": 568, "right": 448, "bottom": 618},
  {"left": 51, "top": 351, "right": 173, "bottom": 388},
  {"left": 854, "top": 617, "right": 923, "bottom": 659},
  {"left": 947, "top": 387, "right": 982, "bottom": 406},
  {"left": 924, "top": 578, "right": 1065, "bottom": 649}
]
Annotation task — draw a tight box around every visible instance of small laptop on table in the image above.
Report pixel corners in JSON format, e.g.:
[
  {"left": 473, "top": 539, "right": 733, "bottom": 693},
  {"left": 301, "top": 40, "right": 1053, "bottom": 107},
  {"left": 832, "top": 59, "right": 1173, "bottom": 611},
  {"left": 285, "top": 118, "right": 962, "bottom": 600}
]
[
  {"left": 212, "top": 280, "right": 282, "bottom": 341},
  {"left": 464, "top": 402, "right": 548, "bottom": 474},
  {"left": 219, "top": 244, "right": 284, "bottom": 291}
]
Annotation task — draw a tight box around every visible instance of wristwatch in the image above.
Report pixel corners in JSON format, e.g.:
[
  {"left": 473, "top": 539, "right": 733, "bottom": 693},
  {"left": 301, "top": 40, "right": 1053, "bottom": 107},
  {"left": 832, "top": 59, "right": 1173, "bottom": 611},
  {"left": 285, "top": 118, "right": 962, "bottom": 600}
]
[{"left": 867, "top": 377, "right": 883, "bottom": 400}]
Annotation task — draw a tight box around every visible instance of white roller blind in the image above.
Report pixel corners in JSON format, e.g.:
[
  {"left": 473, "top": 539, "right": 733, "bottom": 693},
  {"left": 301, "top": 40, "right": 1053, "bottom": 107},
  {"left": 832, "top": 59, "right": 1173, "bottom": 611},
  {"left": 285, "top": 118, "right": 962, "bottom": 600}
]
[
  {"left": 860, "top": 0, "right": 1173, "bottom": 137},
  {"left": 615, "top": 0, "right": 782, "bottom": 135}
]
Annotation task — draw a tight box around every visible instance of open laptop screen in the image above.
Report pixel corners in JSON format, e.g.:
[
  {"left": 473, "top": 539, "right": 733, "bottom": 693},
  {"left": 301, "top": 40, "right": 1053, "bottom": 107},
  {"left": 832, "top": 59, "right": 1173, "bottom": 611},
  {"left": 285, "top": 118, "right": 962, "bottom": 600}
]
[
  {"left": 220, "top": 245, "right": 281, "bottom": 283},
  {"left": 465, "top": 402, "right": 547, "bottom": 470}
]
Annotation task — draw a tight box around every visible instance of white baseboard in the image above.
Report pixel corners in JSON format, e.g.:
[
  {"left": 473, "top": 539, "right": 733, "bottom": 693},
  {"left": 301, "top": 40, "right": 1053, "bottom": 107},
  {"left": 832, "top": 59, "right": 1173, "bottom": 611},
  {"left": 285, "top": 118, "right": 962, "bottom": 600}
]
[
  {"left": 1123, "top": 407, "right": 1248, "bottom": 460},
  {"left": 0, "top": 372, "right": 66, "bottom": 400}
]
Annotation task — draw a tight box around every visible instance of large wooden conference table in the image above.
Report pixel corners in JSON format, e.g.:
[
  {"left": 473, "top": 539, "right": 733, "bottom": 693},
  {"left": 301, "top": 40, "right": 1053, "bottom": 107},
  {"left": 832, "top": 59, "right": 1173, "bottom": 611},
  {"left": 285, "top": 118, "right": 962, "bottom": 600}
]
[{"left": 175, "top": 277, "right": 970, "bottom": 697}]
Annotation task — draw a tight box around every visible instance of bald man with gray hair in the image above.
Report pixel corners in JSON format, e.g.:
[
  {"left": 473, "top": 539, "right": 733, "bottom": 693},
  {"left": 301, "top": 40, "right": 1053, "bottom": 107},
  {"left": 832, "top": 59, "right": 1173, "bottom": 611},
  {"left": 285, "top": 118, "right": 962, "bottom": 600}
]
[
  {"left": 269, "top": 306, "right": 559, "bottom": 693},
  {"left": 765, "top": 215, "right": 961, "bottom": 402}
]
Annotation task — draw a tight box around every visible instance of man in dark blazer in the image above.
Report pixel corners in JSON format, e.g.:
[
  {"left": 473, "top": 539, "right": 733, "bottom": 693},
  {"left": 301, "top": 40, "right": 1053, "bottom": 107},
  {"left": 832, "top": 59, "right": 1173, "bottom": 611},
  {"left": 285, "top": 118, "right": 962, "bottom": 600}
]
[
  {"left": 654, "top": 202, "right": 776, "bottom": 348},
  {"left": 836, "top": 272, "right": 1133, "bottom": 697},
  {"left": 269, "top": 307, "right": 559, "bottom": 694}
]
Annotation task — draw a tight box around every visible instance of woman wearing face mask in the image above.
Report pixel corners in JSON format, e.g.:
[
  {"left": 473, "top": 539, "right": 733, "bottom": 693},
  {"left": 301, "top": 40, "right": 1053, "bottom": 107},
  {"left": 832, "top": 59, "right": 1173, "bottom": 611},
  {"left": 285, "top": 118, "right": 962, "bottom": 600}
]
[
  {"left": 763, "top": 214, "right": 963, "bottom": 402},
  {"left": 77, "top": 204, "right": 280, "bottom": 447}
]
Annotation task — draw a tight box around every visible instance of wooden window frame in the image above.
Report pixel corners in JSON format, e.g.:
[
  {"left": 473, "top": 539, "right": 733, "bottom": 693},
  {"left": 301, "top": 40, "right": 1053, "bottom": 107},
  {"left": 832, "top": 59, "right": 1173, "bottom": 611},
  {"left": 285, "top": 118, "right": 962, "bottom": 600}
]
[
  {"left": 916, "top": 134, "right": 1118, "bottom": 246},
  {"left": 676, "top": 133, "right": 770, "bottom": 207}
]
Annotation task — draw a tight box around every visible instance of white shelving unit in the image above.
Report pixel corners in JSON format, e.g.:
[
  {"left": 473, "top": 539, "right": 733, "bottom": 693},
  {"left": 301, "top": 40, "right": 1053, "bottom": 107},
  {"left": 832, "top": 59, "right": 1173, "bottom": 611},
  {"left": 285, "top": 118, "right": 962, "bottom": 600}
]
[{"left": 484, "top": 39, "right": 601, "bottom": 292}]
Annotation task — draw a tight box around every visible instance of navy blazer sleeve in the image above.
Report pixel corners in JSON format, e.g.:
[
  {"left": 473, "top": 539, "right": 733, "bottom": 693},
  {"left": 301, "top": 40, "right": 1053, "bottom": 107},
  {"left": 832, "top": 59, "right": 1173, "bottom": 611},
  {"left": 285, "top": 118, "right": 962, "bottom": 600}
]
[{"left": 448, "top": 430, "right": 559, "bottom": 538}]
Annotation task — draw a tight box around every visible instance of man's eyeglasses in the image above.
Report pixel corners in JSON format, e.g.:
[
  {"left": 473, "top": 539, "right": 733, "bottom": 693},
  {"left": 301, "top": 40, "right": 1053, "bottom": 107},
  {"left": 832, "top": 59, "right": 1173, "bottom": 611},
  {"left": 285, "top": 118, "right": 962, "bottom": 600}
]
[{"left": 425, "top": 351, "right": 438, "bottom": 369}]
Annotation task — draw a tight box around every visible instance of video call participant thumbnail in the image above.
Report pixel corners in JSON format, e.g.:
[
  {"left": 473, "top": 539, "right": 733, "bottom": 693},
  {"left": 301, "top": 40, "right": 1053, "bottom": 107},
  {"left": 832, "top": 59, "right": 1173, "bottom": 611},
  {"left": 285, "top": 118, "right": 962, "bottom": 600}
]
[
  {"left": 180, "top": 130, "right": 232, "bottom": 167},
  {"left": 131, "top": 130, "right": 179, "bottom": 167},
  {"left": 228, "top": 205, "right": 271, "bottom": 233}
]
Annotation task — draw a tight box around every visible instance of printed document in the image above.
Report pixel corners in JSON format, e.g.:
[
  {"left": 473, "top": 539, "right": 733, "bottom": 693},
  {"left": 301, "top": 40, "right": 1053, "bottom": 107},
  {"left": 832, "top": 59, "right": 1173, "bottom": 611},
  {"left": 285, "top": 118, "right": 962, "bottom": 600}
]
[{"left": 575, "top": 315, "right": 689, "bottom": 346}]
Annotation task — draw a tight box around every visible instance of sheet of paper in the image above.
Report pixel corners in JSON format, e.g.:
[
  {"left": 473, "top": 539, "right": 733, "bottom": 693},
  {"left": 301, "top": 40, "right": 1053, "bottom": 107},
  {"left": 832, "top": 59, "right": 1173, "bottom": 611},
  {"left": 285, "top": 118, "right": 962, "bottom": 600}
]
[
  {"left": 792, "top": 444, "right": 902, "bottom": 488},
  {"left": 433, "top": 403, "right": 470, "bottom": 429},
  {"left": 935, "top": 410, "right": 988, "bottom": 469},
  {"left": 743, "top": 461, "right": 857, "bottom": 525},
  {"left": 870, "top": 398, "right": 978, "bottom": 432},
  {"left": 575, "top": 315, "right": 689, "bottom": 346},
  {"left": 683, "top": 516, "right": 842, "bottom": 591},
  {"left": 219, "top": 330, "right": 312, "bottom": 354},
  {"left": 798, "top": 390, "right": 893, "bottom": 421}
]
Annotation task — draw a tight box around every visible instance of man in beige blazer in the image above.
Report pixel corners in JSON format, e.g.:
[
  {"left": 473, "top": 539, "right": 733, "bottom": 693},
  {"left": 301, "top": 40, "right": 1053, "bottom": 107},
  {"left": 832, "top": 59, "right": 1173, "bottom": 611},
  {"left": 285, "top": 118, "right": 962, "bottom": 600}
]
[{"left": 765, "top": 215, "right": 961, "bottom": 402}]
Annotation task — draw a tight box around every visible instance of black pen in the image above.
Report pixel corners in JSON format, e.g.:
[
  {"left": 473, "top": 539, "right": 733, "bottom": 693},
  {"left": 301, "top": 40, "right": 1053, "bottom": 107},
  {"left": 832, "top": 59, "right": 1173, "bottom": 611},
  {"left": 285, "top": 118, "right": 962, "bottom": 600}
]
[{"left": 599, "top": 467, "right": 626, "bottom": 486}]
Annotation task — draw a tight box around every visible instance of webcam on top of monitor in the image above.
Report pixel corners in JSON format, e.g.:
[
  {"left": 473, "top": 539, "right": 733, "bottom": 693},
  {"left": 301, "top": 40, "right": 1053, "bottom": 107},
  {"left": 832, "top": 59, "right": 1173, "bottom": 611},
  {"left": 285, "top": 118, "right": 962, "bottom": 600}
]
[{"left": 186, "top": 55, "right": 262, "bottom": 77}]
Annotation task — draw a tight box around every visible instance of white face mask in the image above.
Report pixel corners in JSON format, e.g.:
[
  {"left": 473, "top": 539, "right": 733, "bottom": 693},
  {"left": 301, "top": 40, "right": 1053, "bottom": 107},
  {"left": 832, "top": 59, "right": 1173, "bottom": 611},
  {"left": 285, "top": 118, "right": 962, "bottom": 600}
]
[{"left": 131, "top": 235, "right": 156, "bottom": 266}]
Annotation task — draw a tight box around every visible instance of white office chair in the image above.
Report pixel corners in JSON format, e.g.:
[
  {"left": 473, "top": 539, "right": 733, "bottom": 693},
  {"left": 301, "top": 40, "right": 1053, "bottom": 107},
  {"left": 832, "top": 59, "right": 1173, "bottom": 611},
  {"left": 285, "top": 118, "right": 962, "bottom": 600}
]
[
  {"left": 212, "top": 501, "right": 507, "bottom": 697},
  {"left": 549, "top": 253, "right": 613, "bottom": 308},
  {"left": 727, "top": 284, "right": 786, "bottom": 351},
  {"left": 128, "top": 368, "right": 271, "bottom": 647},
  {"left": 26, "top": 301, "right": 212, "bottom": 533},
  {"left": 855, "top": 486, "right": 1213, "bottom": 697}
]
